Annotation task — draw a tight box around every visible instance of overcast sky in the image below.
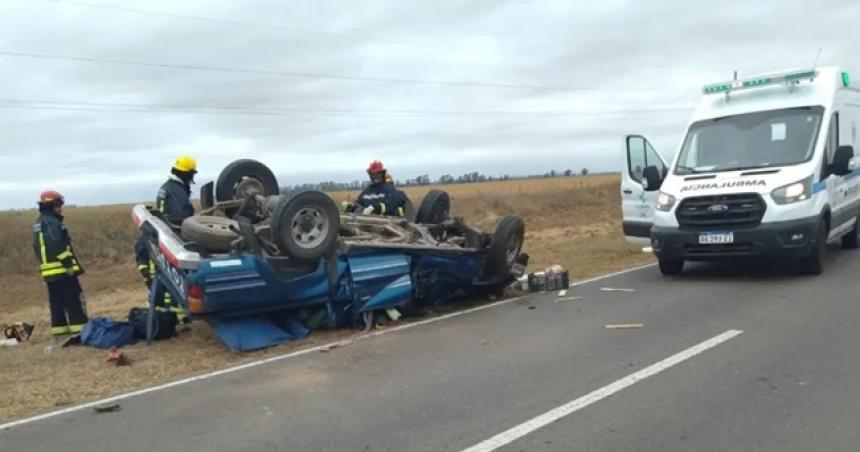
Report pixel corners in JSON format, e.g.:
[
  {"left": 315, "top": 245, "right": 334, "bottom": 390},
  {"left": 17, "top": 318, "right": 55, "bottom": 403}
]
[{"left": 0, "top": 0, "right": 856, "bottom": 209}]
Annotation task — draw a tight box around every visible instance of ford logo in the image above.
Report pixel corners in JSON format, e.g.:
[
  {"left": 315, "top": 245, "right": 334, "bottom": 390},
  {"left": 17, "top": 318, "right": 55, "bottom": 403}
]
[{"left": 707, "top": 204, "right": 729, "bottom": 213}]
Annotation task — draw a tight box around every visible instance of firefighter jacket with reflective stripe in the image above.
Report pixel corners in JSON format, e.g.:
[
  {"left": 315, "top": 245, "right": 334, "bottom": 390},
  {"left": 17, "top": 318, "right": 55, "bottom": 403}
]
[
  {"left": 33, "top": 212, "right": 83, "bottom": 280},
  {"left": 356, "top": 182, "right": 405, "bottom": 216},
  {"left": 134, "top": 234, "right": 154, "bottom": 276},
  {"left": 157, "top": 176, "right": 194, "bottom": 226}
]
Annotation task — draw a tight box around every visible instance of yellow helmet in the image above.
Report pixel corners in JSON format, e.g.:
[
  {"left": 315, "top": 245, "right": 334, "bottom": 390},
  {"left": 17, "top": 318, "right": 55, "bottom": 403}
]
[{"left": 173, "top": 155, "right": 197, "bottom": 173}]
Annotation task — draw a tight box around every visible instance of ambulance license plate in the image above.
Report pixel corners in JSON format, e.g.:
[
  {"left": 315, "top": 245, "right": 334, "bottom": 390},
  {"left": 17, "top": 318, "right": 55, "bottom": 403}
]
[{"left": 698, "top": 232, "right": 734, "bottom": 244}]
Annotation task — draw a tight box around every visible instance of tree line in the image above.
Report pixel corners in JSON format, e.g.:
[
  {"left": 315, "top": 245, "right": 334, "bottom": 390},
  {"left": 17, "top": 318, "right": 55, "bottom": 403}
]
[{"left": 283, "top": 168, "right": 592, "bottom": 193}]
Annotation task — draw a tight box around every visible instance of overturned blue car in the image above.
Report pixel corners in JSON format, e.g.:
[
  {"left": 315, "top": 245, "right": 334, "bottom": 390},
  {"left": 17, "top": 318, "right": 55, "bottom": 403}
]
[{"left": 132, "top": 160, "right": 527, "bottom": 348}]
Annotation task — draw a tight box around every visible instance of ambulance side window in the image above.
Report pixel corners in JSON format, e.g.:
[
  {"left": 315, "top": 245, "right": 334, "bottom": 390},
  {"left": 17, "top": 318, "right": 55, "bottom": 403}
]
[
  {"left": 822, "top": 113, "right": 840, "bottom": 178},
  {"left": 645, "top": 141, "right": 667, "bottom": 179}
]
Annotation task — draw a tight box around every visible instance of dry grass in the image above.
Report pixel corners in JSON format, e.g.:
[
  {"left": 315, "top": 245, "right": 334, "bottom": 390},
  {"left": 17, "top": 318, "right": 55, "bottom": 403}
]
[{"left": 0, "top": 174, "right": 651, "bottom": 421}]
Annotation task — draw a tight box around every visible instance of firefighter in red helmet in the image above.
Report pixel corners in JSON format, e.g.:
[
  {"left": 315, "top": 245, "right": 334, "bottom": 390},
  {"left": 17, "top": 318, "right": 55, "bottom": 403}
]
[
  {"left": 345, "top": 160, "right": 407, "bottom": 217},
  {"left": 32, "top": 191, "right": 89, "bottom": 335}
]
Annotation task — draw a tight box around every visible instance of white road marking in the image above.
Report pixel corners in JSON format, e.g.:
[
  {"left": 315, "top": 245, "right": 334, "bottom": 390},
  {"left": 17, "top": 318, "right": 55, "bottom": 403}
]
[
  {"left": 460, "top": 329, "right": 743, "bottom": 452},
  {"left": 0, "top": 262, "right": 656, "bottom": 431}
]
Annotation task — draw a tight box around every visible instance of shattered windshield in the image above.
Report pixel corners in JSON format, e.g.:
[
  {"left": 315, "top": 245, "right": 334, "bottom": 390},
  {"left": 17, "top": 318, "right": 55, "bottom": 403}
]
[{"left": 675, "top": 106, "right": 824, "bottom": 175}]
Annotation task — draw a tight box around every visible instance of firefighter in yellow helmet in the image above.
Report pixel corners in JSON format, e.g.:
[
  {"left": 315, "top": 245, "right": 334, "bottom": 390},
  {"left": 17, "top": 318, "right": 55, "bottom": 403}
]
[
  {"left": 135, "top": 156, "right": 197, "bottom": 330},
  {"left": 33, "top": 191, "right": 89, "bottom": 335}
]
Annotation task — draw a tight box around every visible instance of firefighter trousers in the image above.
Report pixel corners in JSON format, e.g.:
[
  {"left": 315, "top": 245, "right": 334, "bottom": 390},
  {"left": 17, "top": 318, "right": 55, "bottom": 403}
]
[{"left": 46, "top": 275, "right": 88, "bottom": 335}]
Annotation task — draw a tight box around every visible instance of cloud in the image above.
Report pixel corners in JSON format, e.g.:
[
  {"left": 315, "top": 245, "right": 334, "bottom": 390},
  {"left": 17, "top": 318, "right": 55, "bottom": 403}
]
[{"left": 0, "top": 0, "right": 856, "bottom": 208}]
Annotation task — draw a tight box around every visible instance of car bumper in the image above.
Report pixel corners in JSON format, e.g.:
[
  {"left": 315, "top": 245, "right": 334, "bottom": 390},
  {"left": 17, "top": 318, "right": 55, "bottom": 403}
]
[{"left": 651, "top": 216, "right": 821, "bottom": 261}]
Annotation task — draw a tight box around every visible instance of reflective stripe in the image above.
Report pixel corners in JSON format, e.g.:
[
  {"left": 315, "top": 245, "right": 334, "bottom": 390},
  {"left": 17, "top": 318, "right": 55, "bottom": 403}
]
[
  {"left": 50, "top": 326, "right": 70, "bottom": 335},
  {"left": 68, "top": 324, "right": 84, "bottom": 333},
  {"left": 38, "top": 231, "right": 47, "bottom": 263},
  {"left": 379, "top": 203, "right": 386, "bottom": 214},
  {"left": 397, "top": 207, "right": 405, "bottom": 217},
  {"left": 41, "top": 264, "right": 81, "bottom": 277},
  {"left": 158, "top": 200, "right": 165, "bottom": 213},
  {"left": 137, "top": 264, "right": 148, "bottom": 271},
  {"left": 56, "top": 249, "right": 74, "bottom": 260}
]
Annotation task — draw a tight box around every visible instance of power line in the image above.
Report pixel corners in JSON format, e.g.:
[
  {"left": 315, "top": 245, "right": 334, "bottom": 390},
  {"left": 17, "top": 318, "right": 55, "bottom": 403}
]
[
  {"left": 46, "top": 0, "right": 457, "bottom": 52},
  {"left": 0, "top": 98, "right": 694, "bottom": 118},
  {"left": 0, "top": 50, "right": 695, "bottom": 93}
]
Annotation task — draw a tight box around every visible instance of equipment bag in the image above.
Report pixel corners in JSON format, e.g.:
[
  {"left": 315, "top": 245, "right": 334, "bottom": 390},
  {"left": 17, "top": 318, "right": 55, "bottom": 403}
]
[
  {"left": 128, "top": 308, "right": 177, "bottom": 340},
  {"left": 80, "top": 317, "right": 137, "bottom": 349}
]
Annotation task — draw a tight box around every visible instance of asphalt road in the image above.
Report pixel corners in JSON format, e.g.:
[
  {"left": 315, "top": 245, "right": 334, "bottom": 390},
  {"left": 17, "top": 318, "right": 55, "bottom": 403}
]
[{"left": 4, "top": 249, "right": 860, "bottom": 452}]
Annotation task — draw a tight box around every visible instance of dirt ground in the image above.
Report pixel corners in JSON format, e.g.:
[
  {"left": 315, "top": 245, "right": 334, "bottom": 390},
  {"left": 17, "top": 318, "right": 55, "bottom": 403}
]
[{"left": 0, "top": 175, "right": 652, "bottom": 421}]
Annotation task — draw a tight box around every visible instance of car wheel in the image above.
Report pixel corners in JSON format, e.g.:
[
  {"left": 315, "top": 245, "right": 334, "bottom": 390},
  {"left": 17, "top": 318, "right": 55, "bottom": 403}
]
[
  {"left": 415, "top": 189, "right": 450, "bottom": 224},
  {"left": 215, "top": 159, "right": 280, "bottom": 217},
  {"left": 271, "top": 191, "right": 340, "bottom": 262},
  {"left": 181, "top": 215, "right": 241, "bottom": 253},
  {"left": 658, "top": 257, "right": 684, "bottom": 275},
  {"left": 483, "top": 215, "right": 525, "bottom": 279}
]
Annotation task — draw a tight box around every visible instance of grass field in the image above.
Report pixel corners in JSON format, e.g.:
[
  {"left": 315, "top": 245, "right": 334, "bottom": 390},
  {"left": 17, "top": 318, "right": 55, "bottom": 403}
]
[{"left": 0, "top": 175, "right": 653, "bottom": 421}]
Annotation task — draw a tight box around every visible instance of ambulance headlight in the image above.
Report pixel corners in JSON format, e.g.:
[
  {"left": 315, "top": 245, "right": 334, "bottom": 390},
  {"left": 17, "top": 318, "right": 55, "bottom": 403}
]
[
  {"left": 655, "top": 191, "right": 676, "bottom": 212},
  {"left": 771, "top": 176, "right": 812, "bottom": 205}
]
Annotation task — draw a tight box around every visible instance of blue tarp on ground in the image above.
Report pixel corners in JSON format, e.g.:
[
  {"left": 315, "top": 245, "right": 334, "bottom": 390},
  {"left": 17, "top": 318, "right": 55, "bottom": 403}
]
[
  {"left": 210, "top": 314, "right": 310, "bottom": 352},
  {"left": 81, "top": 317, "right": 137, "bottom": 349}
]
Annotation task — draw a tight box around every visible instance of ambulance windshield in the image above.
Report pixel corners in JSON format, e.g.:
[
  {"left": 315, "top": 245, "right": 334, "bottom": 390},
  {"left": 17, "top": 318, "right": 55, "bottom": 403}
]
[{"left": 675, "top": 106, "right": 824, "bottom": 175}]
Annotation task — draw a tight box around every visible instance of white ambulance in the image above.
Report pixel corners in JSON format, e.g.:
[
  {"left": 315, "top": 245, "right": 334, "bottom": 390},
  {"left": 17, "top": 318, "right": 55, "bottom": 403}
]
[{"left": 622, "top": 67, "right": 860, "bottom": 275}]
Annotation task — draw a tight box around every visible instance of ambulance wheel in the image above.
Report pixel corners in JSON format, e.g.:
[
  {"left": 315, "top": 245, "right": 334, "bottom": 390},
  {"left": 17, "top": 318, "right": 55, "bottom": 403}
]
[
  {"left": 800, "top": 219, "right": 827, "bottom": 275},
  {"left": 271, "top": 191, "right": 340, "bottom": 262},
  {"left": 841, "top": 214, "right": 860, "bottom": 249},
  {"left": 416, "top": 190, "right": 450, "bottom": 224},
  {"left": 658, "top": 257, "right": 684, "bottom": 275}
]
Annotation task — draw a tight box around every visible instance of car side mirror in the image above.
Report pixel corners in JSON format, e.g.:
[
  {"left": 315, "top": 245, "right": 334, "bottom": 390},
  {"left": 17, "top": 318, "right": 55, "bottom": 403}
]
[
  {"left": 833, "top": 145, "right": 855, "bottom": 176},
  {"left": 642, "top": 165, "right": 662, "bottom": 191}
]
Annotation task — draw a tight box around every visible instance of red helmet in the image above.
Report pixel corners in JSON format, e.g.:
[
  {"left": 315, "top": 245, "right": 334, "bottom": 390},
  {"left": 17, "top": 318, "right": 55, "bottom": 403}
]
[
  {"left": 38, "top": 190, "right": 65, "bottom": 206},
  {"left": 367, "top": 160, "right": 385, "bottom": 174}
]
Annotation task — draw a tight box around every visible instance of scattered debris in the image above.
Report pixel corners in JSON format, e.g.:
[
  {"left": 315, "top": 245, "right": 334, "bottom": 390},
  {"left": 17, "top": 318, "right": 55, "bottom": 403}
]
[
  {"left": 385, "top": 308, "right": 401, "bottom": 322},
  {"left": 106, "top": 347, "right": 131, "bottom": 366},
  {"left": 0, "top": 338, "right": 19, "bottom": 347},
  {"left": 605, "top": 323, "right": 644, "bottom": 330},
  {"left": 527, "top": 305, "right": 537, "bottom": 310},
  {"left": 93, "top": 404, "right": 121, "bottom": 413},
  {"left": 557, "top": 289, "right": 567, "bottom": 297},
  {"left": 43, "top": 345, "right": 54, "bottom": 356},
  {"left": 554, "top": 296, "right": 583, "bottom": 303},
  {"left": 3, "top": 322, "right": 35, "bottom": 342},
  {"left": 600, "top": 287, "right": 636, "bottom": 293},
  {"left": 528, "top": 265, "right": 570, "bottom": 292}
]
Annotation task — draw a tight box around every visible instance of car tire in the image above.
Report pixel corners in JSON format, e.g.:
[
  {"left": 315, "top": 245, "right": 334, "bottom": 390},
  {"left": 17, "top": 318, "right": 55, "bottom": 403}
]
[
  {"left": 271, "top": 191, "right": 340, "bottom": 262},
  {"left": 215, "top": 159, "right": 280, "bottom": 216},
  {"left": 800, "top": 219, "right": 827, "bottom": 275},
  {"left": 841, "top": 215, "right": 859, "bottom": 249},
  {"left": 483, "top": 215, "right": 525, "bottom": 279},
  {"left": 181, "top": 215, "right": 241, "bottom": 252},
  {"left": 415, "top": 189, "right": 450, "bottom": 224},
  {"left": 658, "top": 257, "right": 684, "bottom": 275}
]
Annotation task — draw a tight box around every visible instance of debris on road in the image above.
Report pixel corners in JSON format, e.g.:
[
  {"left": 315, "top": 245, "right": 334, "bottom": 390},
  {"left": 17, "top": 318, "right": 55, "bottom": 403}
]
[
  {"left": 93, "top": 404, "right": 121, "bottom": 414},
  {"left": 528, "top": 265, "right": 570, "bottom": 292},
  {"left": 0, "top": 338, "right": 18, "bottom": 347},
  {"left": 605, "top": 323, "right": 644, "bottom": 330},
  {"left": 557, "top": 289, "right": 567, "bottom": 297},
  {"left": 600, "top": 287, "right": 636, "bottom": 293},
  {"left": 554, "top": 296, "right": 583, "bottom": 303},
  {"left": 528, "top": 305, "right": 537, "bottom": 310}
]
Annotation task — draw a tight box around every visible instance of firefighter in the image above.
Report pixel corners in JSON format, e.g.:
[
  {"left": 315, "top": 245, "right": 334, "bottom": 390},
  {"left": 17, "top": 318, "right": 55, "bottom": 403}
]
[
  {"left": 135, "top": 156, "right": 197, "bottom": 328},
  {"left": 32, "top": 191, "right": 89, "bottom": 336},
  {"left": 157, "top": 155, "right": 197, "bottom": 227},
  {"left": 346, "top": 160, "right": 406, "bottom": 217}
]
